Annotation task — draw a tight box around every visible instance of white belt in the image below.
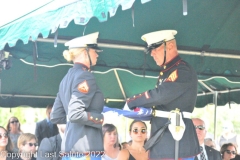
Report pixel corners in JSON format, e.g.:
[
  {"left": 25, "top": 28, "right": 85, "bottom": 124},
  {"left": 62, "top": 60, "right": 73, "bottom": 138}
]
[
  {"left": 153, "top": 110, "right": 192, "bottom": 119},
  {"left": 66, "top": 115, "right": 69, "bottom": 122}
]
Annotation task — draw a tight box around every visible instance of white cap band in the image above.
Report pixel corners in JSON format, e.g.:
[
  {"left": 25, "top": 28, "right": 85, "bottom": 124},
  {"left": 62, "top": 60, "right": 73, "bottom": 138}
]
[
  {"left": 65, "top": 32, "right": 99, "bottom": 49},
  {"left": 141, "top": 30, "right": 177, "bottom": 46}
]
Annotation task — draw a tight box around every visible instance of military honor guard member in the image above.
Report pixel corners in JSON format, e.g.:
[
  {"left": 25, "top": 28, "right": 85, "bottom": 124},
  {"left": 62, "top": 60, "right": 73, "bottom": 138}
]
[
  {"left": 124, "top": 30, "right": 200, "bottom": 160},
  {"left": 51, "top": 32, "right": 104, "bottom": 160}
]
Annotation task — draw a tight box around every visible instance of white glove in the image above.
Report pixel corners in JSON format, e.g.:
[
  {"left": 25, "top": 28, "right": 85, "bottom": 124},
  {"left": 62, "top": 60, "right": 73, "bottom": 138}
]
[{"left": 123, "top": 102, "right": 131, "bottom": 111}]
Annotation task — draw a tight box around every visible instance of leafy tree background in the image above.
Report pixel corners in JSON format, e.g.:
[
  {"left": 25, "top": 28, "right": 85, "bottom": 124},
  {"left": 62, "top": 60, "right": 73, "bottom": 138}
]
[
  {"left": 192, "top": 103, "right": 240, "bottom": 137},
  {"left": 0, "top": 106, "right": 45, "bottom": 133}
]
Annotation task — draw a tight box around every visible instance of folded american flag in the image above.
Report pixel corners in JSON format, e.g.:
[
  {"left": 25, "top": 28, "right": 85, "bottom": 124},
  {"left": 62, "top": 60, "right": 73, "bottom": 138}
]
[{"left": 102, "top": 106, "right": 152, "bottom": 121}]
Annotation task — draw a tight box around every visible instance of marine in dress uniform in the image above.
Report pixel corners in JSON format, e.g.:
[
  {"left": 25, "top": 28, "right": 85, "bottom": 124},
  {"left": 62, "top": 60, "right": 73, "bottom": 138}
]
[
  {"left": 124, "top": 30, "right": 200, "bottom": 159},
  {"left": 50, "top": 32, "right": 104, "bottom": 160}
]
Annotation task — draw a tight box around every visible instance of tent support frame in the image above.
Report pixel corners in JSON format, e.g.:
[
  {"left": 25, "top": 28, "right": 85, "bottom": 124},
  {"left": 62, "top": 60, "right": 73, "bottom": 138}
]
[
  {"left": 213, "top": 91, "right": 218, "bottom": 140},
  {"left": 36, "top": 38, "right": 240, "bottom": 59},
  {"left": 113, "top": 69, "right": 127, "bottom": 100},
  {"left": 1, "top": 88, "right": 240, "bottom": 101}
]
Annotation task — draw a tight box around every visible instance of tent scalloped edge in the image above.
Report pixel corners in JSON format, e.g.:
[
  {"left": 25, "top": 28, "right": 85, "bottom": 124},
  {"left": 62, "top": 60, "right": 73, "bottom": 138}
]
[{"left": 0, "top": 0, "right": 151, "bottom": 50}]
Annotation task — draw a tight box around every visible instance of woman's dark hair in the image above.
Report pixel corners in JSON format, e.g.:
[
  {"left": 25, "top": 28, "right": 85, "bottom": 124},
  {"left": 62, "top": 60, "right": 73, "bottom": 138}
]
[
  {"left": 6, "top": 116, "right": 22, "bottom": 132},
  {"left": 0, "top": 126, "right": 13, "bottom": 152},
  {"left": 102, "top": 123, "right": 119, "bottom": 148},
  {"left": 118, "top": 143, "right": 122, "bottom": 150},
  {"left": 220, "top": 143, "right": 237, "bottom": 158},
  {"left": 129, "top": 120, "right": 147, "bottom": 131}
]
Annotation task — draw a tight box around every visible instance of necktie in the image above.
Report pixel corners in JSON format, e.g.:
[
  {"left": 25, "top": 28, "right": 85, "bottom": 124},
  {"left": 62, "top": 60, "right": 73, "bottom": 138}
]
[
  {"left": 200, "top": 146, "right": 206, "bottom": 160},
  {"left": 48, "top": 121, "right": 53, "bottom": 134}
]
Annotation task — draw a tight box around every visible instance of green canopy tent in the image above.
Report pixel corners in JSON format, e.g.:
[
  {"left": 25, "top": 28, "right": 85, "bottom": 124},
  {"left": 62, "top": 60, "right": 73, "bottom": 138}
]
[{"left": 0, "top": 0, "right": 240, "bottom": 109}]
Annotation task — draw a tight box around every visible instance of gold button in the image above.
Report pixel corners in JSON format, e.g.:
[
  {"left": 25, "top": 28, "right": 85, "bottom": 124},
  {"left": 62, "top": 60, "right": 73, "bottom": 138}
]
[
  {"left": 100, "top": 119, "right": 103, "bottom": 122},
  {"left": 160, "top": 72, "right": 163, "bottom": 75},
  {"left": 127, "top": 98, "right": 130, "bottom": 101},
  {"left": 163, "top": 65, "right": 166, "bottom": 69},
  {"left": 133, "top": 95, "right": 136, "bottom": 98},
  {"left": 139, "top": 94, "right": 142, "bottom": 96},
  {"left": 90, "top": 116, "right": 93, "bottom": 119},
  {"left": 96, "top": 118, "right": 98, "bottom": 120}
]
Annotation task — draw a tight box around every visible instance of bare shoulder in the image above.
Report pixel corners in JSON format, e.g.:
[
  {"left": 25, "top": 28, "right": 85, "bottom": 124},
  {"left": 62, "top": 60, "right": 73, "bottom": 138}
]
[{"left": 117, "top": 149, "right": 129, "bottom": 160}]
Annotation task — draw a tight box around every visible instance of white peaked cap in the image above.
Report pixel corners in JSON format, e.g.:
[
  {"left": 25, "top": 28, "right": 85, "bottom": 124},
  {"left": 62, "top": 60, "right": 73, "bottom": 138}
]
[
  {"left": 65, "top": 32, "right": 99, "bottom": 49},
  {"left": 141, "top": 30, "right": 177, "bottom": 46}
]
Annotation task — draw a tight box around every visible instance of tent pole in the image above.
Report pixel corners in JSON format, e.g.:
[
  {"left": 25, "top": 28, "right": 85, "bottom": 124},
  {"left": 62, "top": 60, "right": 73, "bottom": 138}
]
[
  {"left": 1, "top": 89, "right": 240, "bottom": 101},
  {"left": 197, "top": 88, "right": 240, "bottom": 96},
  {"left": 0, "top": 93, "right": 126, "bottom": 102},
  {"left": 0, "top": 94, "right": 56, "bottom": 99},
  {"left": 178, "top": 50, "right": 240, "bottom": 59},
  {"left": 214, "top": 91, "right": 218, "bottom": 140},
  {"left": 198, "top": 81, "right": 214, "bottom": 92},
  {"left": 114, "top": 69, "right": 127, "bottom": 100},
  {"left": 37, "top": 38, "right": 240, "bottom": 59}
]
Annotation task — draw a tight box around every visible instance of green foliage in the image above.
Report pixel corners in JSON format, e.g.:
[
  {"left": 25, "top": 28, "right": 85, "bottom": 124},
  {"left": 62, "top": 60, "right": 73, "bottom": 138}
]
[
  {"left": 192, "top": 104, "right": 240, "bottom": 139},
  {"left": 0, "top": 106, "right": 46, "bottom": 131}
]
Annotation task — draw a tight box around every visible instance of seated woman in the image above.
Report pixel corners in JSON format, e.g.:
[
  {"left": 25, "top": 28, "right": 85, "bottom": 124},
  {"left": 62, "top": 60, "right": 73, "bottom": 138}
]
[
  {"left": 220, "top": 143, "right": 237, "bottom": 160},
  {"left": 6, "top": 116, "right": 22, "bottom": 153},
  {"left": 17, "top": 133, "right": 38, "bottom": 160},
  {"left": 117, "top": 120, "right": 148, "bottom": 160},
  {"left": 102, "top": 124, "right": 120, "bottom": 160},
  {"left": 0, "top": 126, "right": 17, "bottom": 160}
]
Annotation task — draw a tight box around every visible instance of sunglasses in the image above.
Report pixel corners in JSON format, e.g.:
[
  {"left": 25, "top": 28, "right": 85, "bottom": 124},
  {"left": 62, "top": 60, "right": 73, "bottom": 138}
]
[
  {"left": 132, "top": 128, "right": 146, "bottom": 134},
  {"left": 0, "top": 133, "right": 8, "bottom": 139},
  {"left": 194, "top": 125, "right": 205, "bottom": 130},
  {"left": 10, "top": 120, "right": 19, "bottom": 124},
  {"left": 225, "top": 150, "right": 236, "bottom": 155},
  {"left": 25, "top": 143, "right": 38, "bottom": 147}
]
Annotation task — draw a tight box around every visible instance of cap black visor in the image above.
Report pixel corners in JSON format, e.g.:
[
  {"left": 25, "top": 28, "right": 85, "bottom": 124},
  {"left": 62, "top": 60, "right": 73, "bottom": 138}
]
[
  {"left": 145, "top": 40, "right": 165, "bottom": 54},
  {"left": 87, "top": 44, "right": 102, "bottom": 52}
]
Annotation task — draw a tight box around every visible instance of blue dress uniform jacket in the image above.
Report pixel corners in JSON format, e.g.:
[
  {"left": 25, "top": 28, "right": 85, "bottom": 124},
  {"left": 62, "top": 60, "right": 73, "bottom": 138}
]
[
  {"left": 127, "top": 55, "right": 200, "bottom": 159},
  {"left": 51, "top": 63, "right": 104, "bottom": 153}
]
